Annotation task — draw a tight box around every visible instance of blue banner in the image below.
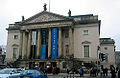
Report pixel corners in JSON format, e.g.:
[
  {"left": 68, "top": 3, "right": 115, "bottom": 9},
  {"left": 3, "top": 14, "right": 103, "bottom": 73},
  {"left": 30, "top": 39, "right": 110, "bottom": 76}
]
[
  {"left": 40, "top": 44, "right": 46, "bottom": 59},
  {"left": 41, "top": 30, "right": 46, "bottom": 44},
  {"left": 51, "top": 28, "right": 58, "bottom": 59},
  {"left": 40, "top": 29, "right": 46, "bottom": 59}
]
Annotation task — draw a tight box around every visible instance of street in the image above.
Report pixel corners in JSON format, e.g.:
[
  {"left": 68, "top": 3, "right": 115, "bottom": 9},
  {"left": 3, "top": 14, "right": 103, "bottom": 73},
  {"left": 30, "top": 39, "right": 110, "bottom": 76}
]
[{"left": 47, "top": 73, "right": 111, "bottom": 78}]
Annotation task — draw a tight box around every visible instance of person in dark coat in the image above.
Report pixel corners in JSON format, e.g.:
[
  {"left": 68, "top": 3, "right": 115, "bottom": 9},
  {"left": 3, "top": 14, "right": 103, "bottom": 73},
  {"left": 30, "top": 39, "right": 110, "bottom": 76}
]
[
  {"left": 104, "top": 67, "right": 108, "bottom": 76},
  {"left": 118, "top": 68, "right": 120, "bottom": 78},
  {"left": 110, "top": 65, "right": 116, "bottom": 78}
]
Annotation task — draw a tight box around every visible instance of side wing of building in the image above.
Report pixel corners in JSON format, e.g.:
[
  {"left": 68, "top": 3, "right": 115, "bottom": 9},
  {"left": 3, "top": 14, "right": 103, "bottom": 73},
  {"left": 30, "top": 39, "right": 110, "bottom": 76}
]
[
  {"left": 73, "top": 15, "right": 100, "bottom": 62},
  {"left": 6, "top": 26, "right": 20, "bottom": 62},
  {"left": 100, "top": 38, "right": 116, "bottom": 67}
]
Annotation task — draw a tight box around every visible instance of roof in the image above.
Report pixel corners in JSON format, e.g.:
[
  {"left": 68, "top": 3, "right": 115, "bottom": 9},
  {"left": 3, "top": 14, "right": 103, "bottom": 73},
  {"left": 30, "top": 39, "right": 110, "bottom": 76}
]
[
  {"left": 100, "top": 38, "right": 115, "bottom": 44},
  {"left": 6, "top": 11, "right": 100, "bottom": 30},
  {"left": 71, "top": 14, "right": 93, "bottom": 18},
  {"left": 22, "top": 11, "right": 73, "bottom": 24},
  {"left": 100, "top": 38, "right": 111, "bottom": 40}
]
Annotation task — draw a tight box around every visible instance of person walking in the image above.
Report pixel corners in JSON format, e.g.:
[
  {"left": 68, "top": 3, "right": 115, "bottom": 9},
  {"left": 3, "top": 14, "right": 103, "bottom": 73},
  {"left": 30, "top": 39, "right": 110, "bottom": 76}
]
[
  {"left": 118, "top": 68, "right": 120, "bottom": 78},
  {"left": 110, "top": 65, "right": 116, "bottom": 78},
  {"left": 78, "top": 67, "right": 83, "bottom": 77},
  {"left": 104, "top": 67, "right": 108, "bottom": 76}
]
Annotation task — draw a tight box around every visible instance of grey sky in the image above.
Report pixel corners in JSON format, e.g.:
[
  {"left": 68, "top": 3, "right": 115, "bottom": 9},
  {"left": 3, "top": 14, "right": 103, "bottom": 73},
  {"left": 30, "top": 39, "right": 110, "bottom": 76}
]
[{"left": 0, "top": 0, "right": 120, "bottom": 50}]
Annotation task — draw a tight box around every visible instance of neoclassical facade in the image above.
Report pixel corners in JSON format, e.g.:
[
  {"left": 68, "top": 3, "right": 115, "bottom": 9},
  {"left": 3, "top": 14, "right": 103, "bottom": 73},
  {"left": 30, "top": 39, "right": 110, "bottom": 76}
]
[{"left": 6, "top": 11, "right": 100, "bottom": 69}]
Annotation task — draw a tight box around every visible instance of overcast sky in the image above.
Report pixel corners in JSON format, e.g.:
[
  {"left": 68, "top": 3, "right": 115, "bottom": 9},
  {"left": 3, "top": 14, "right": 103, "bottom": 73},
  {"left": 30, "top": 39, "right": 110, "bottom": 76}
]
[{"left": 0, "top": 0, "right": 120, "bottom": 51}]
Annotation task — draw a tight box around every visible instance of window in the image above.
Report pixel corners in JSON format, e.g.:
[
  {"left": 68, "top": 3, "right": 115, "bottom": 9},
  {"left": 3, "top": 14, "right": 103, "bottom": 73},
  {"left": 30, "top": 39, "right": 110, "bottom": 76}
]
[
  {"left": 66, "top": 45, "right": 69, "bottom": 56},
  {"left": 65, "top": 31, "right": 69, "bottom": 38},
  {"left": 105, "top": 55, "right": 108, "bottom": 62},
  {"left": 13, "top": 48, "right": 17, "bottom": 59},
  {"left": 13, "top": 35, "right": 18, "bottom": 39},
  {"left": 83, "top": 30, "right": 88, "bottom": 35},
  {"left": 63, "top": 62, "right": 67, "bottom": 68},
  {"left": 84, "top": 45, "right": 89, "bottom": 57},
  {"left": 104, "top": 47, "right": 108, "bottom": 50}
]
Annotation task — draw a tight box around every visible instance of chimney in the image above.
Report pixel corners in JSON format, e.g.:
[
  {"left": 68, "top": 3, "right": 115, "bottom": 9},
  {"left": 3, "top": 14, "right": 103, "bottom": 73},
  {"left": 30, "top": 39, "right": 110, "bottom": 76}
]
[{"left": 22, "top": 16, "right": 24, "bottom": 21}]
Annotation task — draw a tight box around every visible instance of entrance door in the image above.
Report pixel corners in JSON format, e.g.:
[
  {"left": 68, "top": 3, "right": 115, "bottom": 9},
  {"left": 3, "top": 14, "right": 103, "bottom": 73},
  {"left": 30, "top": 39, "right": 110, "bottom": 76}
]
[
  {"left": 51, "top": 62, "right": 56, "bottom": 67},
  {"left": 39, "top": 62, "right": 45, "bottom": 68},
  {"left": 29, "top": 62, "right": 35, "bottom": 69}
]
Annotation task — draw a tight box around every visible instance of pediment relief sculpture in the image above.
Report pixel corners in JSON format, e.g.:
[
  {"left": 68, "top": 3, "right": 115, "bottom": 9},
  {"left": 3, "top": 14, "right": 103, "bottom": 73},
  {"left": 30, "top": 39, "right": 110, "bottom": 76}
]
[{"left": 23, "top": 11, "right": 71, "bottom": 24}]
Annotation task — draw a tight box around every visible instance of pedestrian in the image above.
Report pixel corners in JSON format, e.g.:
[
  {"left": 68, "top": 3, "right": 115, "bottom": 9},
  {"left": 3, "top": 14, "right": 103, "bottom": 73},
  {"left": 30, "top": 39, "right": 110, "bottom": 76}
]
[
  {"left": 81, "top": 68, "right": 84, "bottom": 76},
  {"left": 104, "top": 67, "right": 108, "bottom": 76},
  {"left": 52, "top": 67, "right": 54, "bottom": 74},
  {"left": 110, "top": 65, "right": 116, "bottom": 78},
  {"left": 67, "top": 68, "right": 69, "bottom": 74},
  {"left": 89, "top": 67, "right": 93, "bottom": 76},
  {"left": 103, "top": 67, "right": 105, "bottom": 76},
  {"left": 93, "top": 67, "right": 97, "bottom": 77},
  {"left": 118, "top": 68, "right": 120, "bottom": 78},
  {"left": 78, "top": 67, "right": 83, "bottom": 77}
]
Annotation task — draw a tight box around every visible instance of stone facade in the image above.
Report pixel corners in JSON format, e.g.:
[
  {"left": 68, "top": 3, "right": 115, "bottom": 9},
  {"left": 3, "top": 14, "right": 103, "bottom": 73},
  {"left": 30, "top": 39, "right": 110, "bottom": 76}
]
[
  {"left": 6, "top": 11, "right": 101, "bottom": 70},
  {"left": 100, "top": 38, "right": 116, "bottom": 67},
  {"left": 115, "top": 51, "right": 120, "bottom": 68}
]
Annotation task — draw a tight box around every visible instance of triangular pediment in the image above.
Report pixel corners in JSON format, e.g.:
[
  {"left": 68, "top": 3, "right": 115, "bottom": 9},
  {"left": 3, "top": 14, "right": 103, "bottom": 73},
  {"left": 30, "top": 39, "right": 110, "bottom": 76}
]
[
  {"left": 82, "top": 41, "right": 91, "bottom": 44},
  {"left": 23, "top": 11, "right": 71, "bottom": 24}
]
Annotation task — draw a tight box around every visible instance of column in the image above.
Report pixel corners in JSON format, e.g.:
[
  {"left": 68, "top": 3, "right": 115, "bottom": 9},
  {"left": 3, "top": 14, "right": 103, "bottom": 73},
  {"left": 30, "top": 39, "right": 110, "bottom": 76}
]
[
  {"left": 36, "top": 29, "right": 41, "bottom": 59},
  {"left": 58, "top": 28, "right": 62, "bottom": 58},
  {"left": 48, "top": 28, "right": 51, "bottom": 58},
  {"left": 69, "top": 27, "right": 73, "bottom": 56},
  {"left": 19, "top": 31, "right": 23, "bottom": 59},
  {"left": 22, "top": 31, "right": 25, "bottom": 59},
  {"left": 27, "top": 30, "right": 32, "bottom": 59},
  {"left": 22, "top": 31, "right": 27, "bottom": 59}
]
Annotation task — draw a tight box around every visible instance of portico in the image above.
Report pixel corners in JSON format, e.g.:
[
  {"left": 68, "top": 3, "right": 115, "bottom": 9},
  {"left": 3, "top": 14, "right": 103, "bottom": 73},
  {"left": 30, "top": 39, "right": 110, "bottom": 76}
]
[{"left": 17, "top": 12, "right": 74, "bottom": 68}]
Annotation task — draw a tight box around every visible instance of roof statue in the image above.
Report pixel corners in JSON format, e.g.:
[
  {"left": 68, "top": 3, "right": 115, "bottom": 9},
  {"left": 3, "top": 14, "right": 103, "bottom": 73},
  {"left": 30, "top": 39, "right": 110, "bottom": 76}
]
[
  {"left": 68, "top": 9, "right": 71, "bottom": 17},
  {"left": 43, "top": 3, "right": 47, "bottom": 11}
]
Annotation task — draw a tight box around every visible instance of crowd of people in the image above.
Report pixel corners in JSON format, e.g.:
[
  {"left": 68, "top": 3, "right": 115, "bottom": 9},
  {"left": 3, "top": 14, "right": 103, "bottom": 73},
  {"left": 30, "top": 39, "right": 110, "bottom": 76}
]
[
  {"left": 89, "top": 65, "right": 120, "bottom": 78},
  {"left": 35, "top": 64, "right": 120, "bottom": 78},
  {"left": 66, "top": 65, "right": 120, "bottom": 78}
]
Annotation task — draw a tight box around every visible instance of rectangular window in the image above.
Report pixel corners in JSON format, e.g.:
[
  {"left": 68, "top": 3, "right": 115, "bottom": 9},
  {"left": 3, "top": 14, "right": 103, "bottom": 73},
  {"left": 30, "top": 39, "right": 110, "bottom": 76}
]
[
  {"left": 66, "top": 45, "right": 69, "bottom": 56},
  {"left": 105, "top": 55, "right": 108, "bottom": 62},
  {"left": 65, "top": 31, "right": 69, "bottom": 38},
  {"left": 84, "top": 45, "right": 89, "bottom": 57},
  {"left": 13, "top": 48, "right": 17, "bottom": 59},
  {"left": 32, "top": 31, "right": 36, "bottom": 45},
  {"left": 13, "top": 35, "right": 18, "bottom": 39},
  {"left": 104, "top": 47, "right": 108, "bottom": 50},
  {"left": 63, "top": 62, "right": 67, "bottom": 68},
  {"left": 83, "top": 30, "right": 88, "bottom": 35}
]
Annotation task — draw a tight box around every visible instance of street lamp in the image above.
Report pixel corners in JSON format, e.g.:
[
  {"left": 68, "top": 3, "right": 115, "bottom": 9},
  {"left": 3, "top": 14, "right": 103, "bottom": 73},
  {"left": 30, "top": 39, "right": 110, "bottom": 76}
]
[
  {"left": 97, "top": 46, "right": 102, "bottom": 78},
  {"left": 97, "top": 46, "right": 100, "bottom": 75}
]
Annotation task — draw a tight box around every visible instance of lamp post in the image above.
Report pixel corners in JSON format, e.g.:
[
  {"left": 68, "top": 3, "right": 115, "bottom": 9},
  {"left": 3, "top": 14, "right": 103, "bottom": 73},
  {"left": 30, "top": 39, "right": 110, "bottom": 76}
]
[
  {"left": 97, "top": 46, "right": 99, "bottom": 75},
  {"left": 97, "top": 46, "right": 102, "bottom": 78},
  {"left": 70, "top": 56, "right": 75, "bottom": 78}
]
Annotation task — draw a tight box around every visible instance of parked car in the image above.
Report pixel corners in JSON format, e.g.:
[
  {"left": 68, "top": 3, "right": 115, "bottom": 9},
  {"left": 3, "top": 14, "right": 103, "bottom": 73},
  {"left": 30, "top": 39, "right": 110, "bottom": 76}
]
[
  {"left": 0, "top": 68, "right": 22, "bottom": 78},
  {"left": 19, "top": 69, "right": 48, "bottom": 78}
]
